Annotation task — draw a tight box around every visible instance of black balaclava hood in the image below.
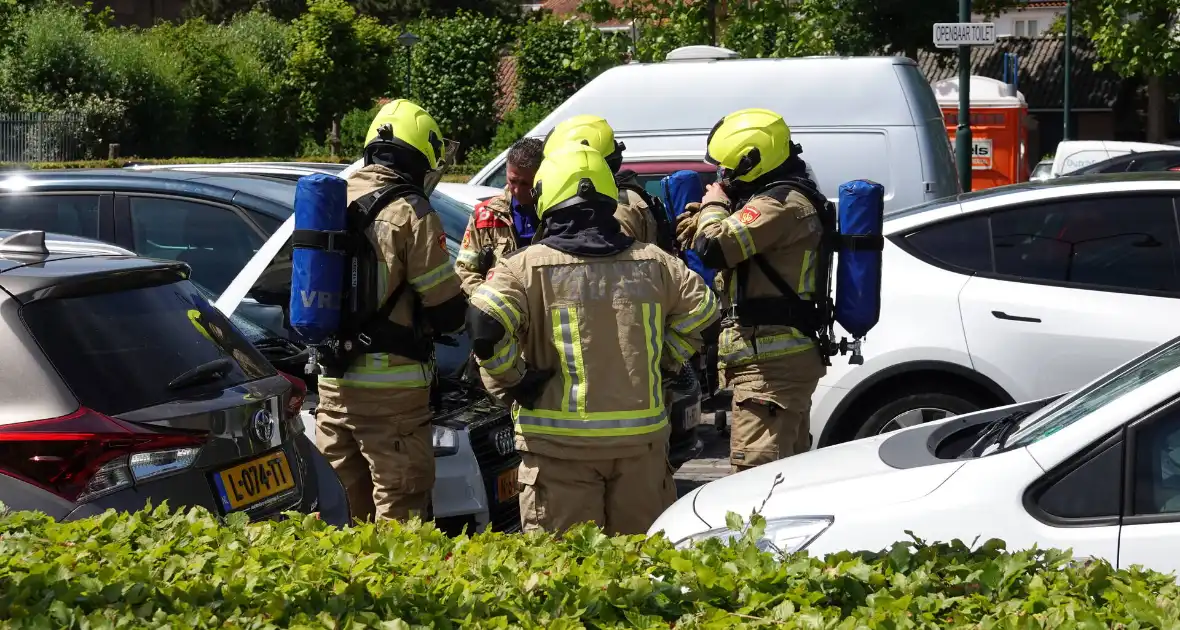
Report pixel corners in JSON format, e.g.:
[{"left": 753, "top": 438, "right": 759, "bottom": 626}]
[
  {"left": 364, "top": 141, "right": 429, "bottom": 189},
  {"left": 537, "top": 198, "right": 634, "bottom": 257}
]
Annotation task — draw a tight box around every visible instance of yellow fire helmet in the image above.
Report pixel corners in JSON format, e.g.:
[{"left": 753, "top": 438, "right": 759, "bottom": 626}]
[
  {"left": 542, "top": 114, "right": 625, "bottom": 163},
  {"left": 705, "top": 108, "right": 792, "bottom": 182},
  {"left": 364, "top": 99, "right": 445, "bottom": 170},
  {"left": 532, "top": 143, "right": 620, "bottom": 218}
]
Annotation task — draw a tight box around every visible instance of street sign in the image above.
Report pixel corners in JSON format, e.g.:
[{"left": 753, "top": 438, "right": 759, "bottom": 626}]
[
  {"left": 933, "top": 22, "right": 996, "bottom": 48},
  {"left": 971, "top": 139, "right": 993, "bottom": 170}
]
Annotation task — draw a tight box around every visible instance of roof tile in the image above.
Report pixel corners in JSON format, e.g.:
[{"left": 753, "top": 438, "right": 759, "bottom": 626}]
[{"left": 917, "top": 37, "right": 1123, "bottom": 110}]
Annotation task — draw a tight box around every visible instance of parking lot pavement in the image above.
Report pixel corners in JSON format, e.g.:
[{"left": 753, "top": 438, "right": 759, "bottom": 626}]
[{"left": 675, "top": 423, "right": 731, "bottom": 498}]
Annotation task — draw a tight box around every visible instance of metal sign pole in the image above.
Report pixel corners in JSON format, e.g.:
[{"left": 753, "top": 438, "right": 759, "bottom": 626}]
[
  {"left": 934, "top": 17, "right": 995, "bottom": 194},
  {"left": 956, "top": 0, "right": 973, "bottom": 192}
]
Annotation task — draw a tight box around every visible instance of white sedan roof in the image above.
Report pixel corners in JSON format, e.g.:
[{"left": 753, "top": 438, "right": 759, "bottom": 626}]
[{"left": 883, "top": 172, "right": 1180, "bottom": 236}]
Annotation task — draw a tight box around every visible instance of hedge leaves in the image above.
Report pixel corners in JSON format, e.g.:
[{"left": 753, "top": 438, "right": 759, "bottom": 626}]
[{"left": 2, "top": 504, "right": 1179, "bottom": 628}]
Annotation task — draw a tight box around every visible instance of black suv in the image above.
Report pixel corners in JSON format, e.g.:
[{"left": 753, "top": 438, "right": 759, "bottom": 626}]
[{"left": 0, "top": 229, "right": 348, "bottom": 524}]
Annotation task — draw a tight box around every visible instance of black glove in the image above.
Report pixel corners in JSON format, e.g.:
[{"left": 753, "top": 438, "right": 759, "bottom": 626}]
[
  {"left": 476, "top": 246, "right": 497, "bottom": 277},
  {"left": 505, "top": 367, "right": 554, "bottom": 409}
]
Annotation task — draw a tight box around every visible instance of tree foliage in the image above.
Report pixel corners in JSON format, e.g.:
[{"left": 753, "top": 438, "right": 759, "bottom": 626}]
[
  {"left": 721, "top": 0, "right": 838, "bottom": 58},
  {"left": 1073, "top": 0, "right": 1180, "bottom": 78},
  {"left": 285, "top": 0, "right": 396, "bottom": 150},
  {"left": 516, "top": 12, "right": 627, "bottom": 111},
  {"left": 186, "top": 0, "right": 519, "bottom": 23},
  {"left": 406, "top": 11, "right": 509, "bottom": 159}
]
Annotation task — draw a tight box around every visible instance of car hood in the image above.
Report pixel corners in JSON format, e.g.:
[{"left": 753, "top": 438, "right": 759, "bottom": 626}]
[{"left": 691, "top": 434, "right": 963, "bottom": 529}]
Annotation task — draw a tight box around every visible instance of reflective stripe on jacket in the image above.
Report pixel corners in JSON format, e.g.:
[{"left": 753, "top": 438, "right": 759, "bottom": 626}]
[
  {"left": 699, "top": 191, "right": 822, "bottom": 370},
  {"left": 470, "top": 242, "right": 718, "bottom": 458}
]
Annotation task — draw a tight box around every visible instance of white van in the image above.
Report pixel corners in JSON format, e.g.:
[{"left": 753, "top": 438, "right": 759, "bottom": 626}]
[
  {"left": 1050, "top": 140, "right": 1177, "bottom": 178},
  {"left": 469, "top": 47, "right": 959, "bottom": 212}
]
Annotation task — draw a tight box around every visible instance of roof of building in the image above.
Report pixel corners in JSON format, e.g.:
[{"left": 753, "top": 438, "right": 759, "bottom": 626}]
[{"left": 917, "top": 37, "right": 1124, "bottom": 111}]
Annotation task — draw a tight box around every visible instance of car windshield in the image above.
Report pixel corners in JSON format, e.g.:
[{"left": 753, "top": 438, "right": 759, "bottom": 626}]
[{"left": 1003, "top": 340, "right": 1180, "bottom": 449}]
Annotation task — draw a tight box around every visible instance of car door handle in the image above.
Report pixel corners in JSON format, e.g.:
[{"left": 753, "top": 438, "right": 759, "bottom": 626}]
[{"left": 992, "top": 310, "right": 1042, "bottom": 323}]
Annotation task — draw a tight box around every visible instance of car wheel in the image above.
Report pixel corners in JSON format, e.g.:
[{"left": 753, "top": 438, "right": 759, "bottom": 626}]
[{"left": 853, "top": 389, "right": 989, "bottom": 440}]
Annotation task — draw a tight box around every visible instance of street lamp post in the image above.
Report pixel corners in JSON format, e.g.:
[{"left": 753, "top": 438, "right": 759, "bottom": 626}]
[{"left": 397, "top": 31, "right": 420, "bottom": 98}]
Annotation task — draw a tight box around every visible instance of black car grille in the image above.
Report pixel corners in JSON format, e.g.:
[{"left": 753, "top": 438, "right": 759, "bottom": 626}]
[{"left": 467, "top": 411, "right": 521, "bottom": 533}]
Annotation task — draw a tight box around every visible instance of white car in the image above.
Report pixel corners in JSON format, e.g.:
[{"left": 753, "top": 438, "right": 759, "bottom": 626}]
[
  {"left": 651, "top": 334, "right": 1180, "bottom": 576},
  {"left": 811, "top": 172, "right": 1180, "bottom": 448}
]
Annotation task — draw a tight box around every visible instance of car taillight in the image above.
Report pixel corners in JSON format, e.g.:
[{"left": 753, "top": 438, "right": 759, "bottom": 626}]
[
  {"left": 0, "top": 407, "right": 206, "bottom": 503},
  {"left": 278, "top": 371, "right": 307, "bottom": 418}
]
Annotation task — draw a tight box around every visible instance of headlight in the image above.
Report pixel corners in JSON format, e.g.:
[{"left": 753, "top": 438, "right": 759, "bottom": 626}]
[
  {"left": 675, "top": 516, "right": 833, "bottom": 555},
  {"left": 432, "top": 425, "right": 459, "bottom": 456}
]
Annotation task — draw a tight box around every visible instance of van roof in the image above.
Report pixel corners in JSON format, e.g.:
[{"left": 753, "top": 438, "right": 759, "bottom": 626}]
[{"left": 528, "top": 56, "right": 923, "bottom": 136}]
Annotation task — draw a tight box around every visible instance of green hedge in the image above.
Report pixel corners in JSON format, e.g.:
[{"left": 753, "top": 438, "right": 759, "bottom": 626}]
[
  {"left": 0, "top": 156, "right": 348, "bottom": 170},
  {"left": 0, "top": 1, "right": 621, "bottom": 168},
  {"left": 0, "top": 156, "right": 480, "bottom": 170},
  {"left": 1, "top": 505, "right": 1178, "bottom": 628},
  {"left": 514, "top": 13, "right": 627, "bottom": 113}
]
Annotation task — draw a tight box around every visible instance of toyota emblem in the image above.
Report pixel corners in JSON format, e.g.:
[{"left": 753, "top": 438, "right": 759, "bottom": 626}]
[
  {"left": 251, "top": 409, "right": 275, "bottom": 444},
  {"left": 492, "top": 427, "right": 515, "bottom": 456}
]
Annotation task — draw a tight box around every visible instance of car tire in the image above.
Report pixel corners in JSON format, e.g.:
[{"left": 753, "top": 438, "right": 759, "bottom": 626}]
[
  {"left": 852, "top": 388, "right": 990, "bottom": 441},
  {"left": 714, "top": 410, "right": 728, "bottom": 434}
]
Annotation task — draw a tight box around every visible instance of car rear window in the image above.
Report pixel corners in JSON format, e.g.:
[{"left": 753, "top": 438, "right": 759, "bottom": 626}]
[{"left": 22, "top": 280, "right": 275, "bottom": 416}]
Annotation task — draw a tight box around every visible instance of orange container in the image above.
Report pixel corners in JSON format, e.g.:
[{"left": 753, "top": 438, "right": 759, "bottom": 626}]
[{"left": 932, "top": 76, "right": 1029, "bottom": 190}]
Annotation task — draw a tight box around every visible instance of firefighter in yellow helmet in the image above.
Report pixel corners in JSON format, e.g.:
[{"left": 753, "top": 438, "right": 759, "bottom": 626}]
[
  {"left": 675, "top": 108, "right": 827, "bottom": 472},
  {"left": 467, "top": 144, "right": 719, "bottom": 535},
  {"left": 543, "top": 115, "right": 676, "bottom": 252},
  {"left": 315, "top": 99, "right": 467, "bottom": 522}
]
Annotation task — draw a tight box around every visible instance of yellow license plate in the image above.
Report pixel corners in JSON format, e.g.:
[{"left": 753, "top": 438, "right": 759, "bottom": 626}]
[
  {"left": 216, "top": 451, "right": 296, "bottom": 512},
  {"left": 496, "top": 468, "right": 520, "bottom": 502}
]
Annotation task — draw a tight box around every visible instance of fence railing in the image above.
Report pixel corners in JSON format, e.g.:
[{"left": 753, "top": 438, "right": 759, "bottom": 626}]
[{"left": 0, "top": 112, "right": 84, "bottom": 163}]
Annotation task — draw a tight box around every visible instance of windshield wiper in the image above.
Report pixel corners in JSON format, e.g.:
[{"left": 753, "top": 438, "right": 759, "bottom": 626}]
[
  {"left": 960, "top": 411, "right": 1031, "bottom": 459},
  {"left": 167, "top": 358, "right": 234, "bottom": 391}
]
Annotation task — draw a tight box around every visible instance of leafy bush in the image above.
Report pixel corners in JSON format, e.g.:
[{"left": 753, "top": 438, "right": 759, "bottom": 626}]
[
  {"left": 286, "top": 0, "right": 397, "bottom": 153},
  {"left": 89, "top": 27, "right": 187, "bottom": 158},
  {"left": 0, "top": 3, "right": 113, "bottom": 103},
  {"left": 465, "top": 102, "right": 549, "bottom": 169},
  {"left": 0, "top": 155, "right": 350, "bottom": 170},
  {"left": 515, "top": 13, "right": 627, "bottom": 113},
  {"left": 1, "top": 505, "right": 1179, "bottom": 628},
  {"left": 408, "top": 11, "right": 510, "bottom": 162}
]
